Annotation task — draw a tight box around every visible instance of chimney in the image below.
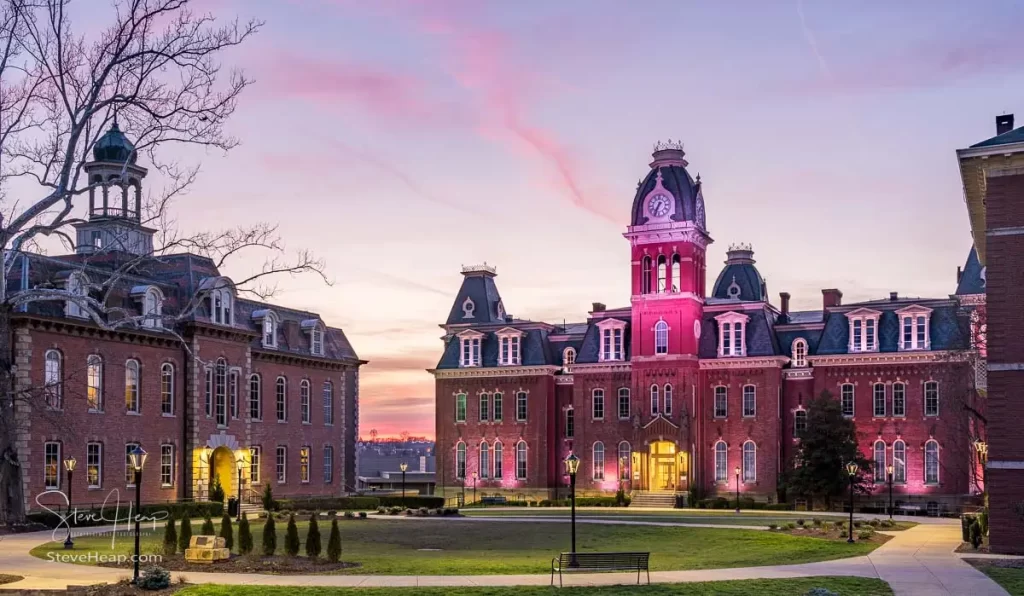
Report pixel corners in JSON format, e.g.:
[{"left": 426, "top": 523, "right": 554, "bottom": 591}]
[
  {"left": 591, "top": 302, "right": 606, "bottom": 313},
  {"left": 822, "top": 288, "right": 843, "bottom": 309},
  {"left": 779, "top": 292, "right": 790, "bottom": 317},
  {"left": 957, "top": 266, "right": 963, "bottom": 284},
  {"left": 889, "top": 291, "right": 898, "bottom": 301},
  {"left": 997, "top": 114, "right": 1015, "bottom": 136}
]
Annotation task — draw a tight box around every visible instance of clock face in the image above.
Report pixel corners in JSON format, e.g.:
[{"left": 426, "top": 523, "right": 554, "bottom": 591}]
[{"left": 648, "top": 194, "right": 671, "bottom": 217}]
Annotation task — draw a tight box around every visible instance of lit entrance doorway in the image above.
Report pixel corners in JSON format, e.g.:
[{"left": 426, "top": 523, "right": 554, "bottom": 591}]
[
  {"left": 635, "top": 440, "right": 689, "bottom": 492},
  {"left": 210, "top": 446, "right": 237, "bottom": 499}
]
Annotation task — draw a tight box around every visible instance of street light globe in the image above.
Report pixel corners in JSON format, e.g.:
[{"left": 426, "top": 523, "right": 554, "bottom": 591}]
[
  {"left": 564, "top": 453, "right": 580, "bottom": 476},
  {"left": 974, "top": 440, "right": 988, "bottom": 457},
  {"left": 886, "top": 464, "right": 894, "bottom": 476},
  {"left": 845, "top": 461, "right": 859, "bottom": 476},
  {"left": 472, "top": 471, "right": 477, "bottom": 480},
  {"left": 399, "top": 462, "right": 408, "bottom": 472},
  {"left": 734, "top": 466, "right": 740, "bottom": 476},
  {"left": 63, "top": 456, "right": 77, "bottom": 472}
]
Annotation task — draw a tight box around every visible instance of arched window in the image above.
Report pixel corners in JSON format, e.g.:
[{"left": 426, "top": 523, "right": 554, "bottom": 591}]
[
  {"left": 792, "top": 339, "right": 807, "bottom": 367},
  {"left": 44, "top": 350, "right": 63, "bottom": 409},
  {"left": 657, "top": 255, "right": 667, "bottom": 293},
  {"left": 300, "top": 379, "right": 311, "bottom": 424},
  {"left": 160, "top": 363, "right": 174, "bottom": 416},
  {"left": 655, "top": 320, "right": 669, "bottom": 355},
  {"left": 479, "top": 442, "right": 490, "bottom": 479},
  {"left": 714, "top": 441, "right": 728, "bottom": 482},
  {"left": 209, "top": 287, "right": 233, "bottom": 326},
  {"left": 323, "top": 381, "right": 334, "bottom": 425},
  {"left": 873, "top": 383, "right": 886, "bottom": 417},
  {"left": 562, "top": 347, "right": 576, "bottom": 370},
  {"left": 87, "top": 355, "right": 103, "bottom": 412},
  {"left": 215, "top": 358, "right": 227, "bottom": 426},
  {"left": 663, "top": 384, "right": 673, "bottom": 416},
  {"left": 641, "top": 256, "right": 652, "bottom": 294},
  {"left": 276, "top": 376, "right": 287, "bottom": 422},
  {"left": 142, "top": 287, "right": 163, "bottom": 329},
  {"left": 230, "top": 370, "right": 239, "bottom": 419},
  {"left": 618, "top": 388, "right": 630, "bottom": 420},
  {"left": 794, "top": 410, "right": 807, "bottom": 437},
  {"left": 924, "top": 381, "right": 939, "bottom": 417},
  {"left": 516, "top": 441, "right": 527, "bottom": 479},
  {"left": 874, "top": 440, "right": 887, "bottom": 482},
  {"left": 65, "top": 272, "right": 87, "bottom": 318},
  {"left": 456, "top": 442, "right": 466, "bottom": 479},
  {"left": 249, "top": 374, "right": 262, "bottom": 420},
  {"left": 125, "top": 359, "right": 140, "bottom": 413},
  {"left": 455, "top": 392, "right": 467, "bottom": 422},
  {"left": 742, "top": 385, "right": 756, "bottom": 417},
  {"left": 650, "top": 384, "right": 659, "bottom": 415},
  {"left": 840, "top": 383, "right": 855, "bottom": 417},
  {"left": 893, "top": 440, "right": 906, "bottom": 483},
  {"left": 618, "top": 441, "right": 631, "bottom": 480},
  {"left": 564, "top": 407, "right": 574, "bottom": 438},
  {"left": 592, "top": 389, "right": 604, "bottom": 420},
  {"left": 593, "top": 442, "right": 605, "bottom": 480},
  {"left": 893, "top": 383, "right": 906, "bottom": 417},
  {"left": 261, "top": 311, "right": 279, "bottom": 348},
  {"left": 493, "top": 441, "right": 503, "bottom": 478},
  {"left": 671, "top": 254, "right": 681, "bottom": 292},
  {"left": 742, "top": 441, "right": 756, "bottom": 482},
  {"left": 924, "top": 440, "right": 939, "bottom": 484}
]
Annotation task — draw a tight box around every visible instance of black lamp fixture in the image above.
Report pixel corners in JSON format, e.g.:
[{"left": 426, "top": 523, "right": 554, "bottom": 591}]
[
  {"left": 734, "top": 465, "right": 741, "bottom": 513},
  {"left": 62, "top": 456, "right": 77, "bottom": 549},
  {"left": 399, "top": 462, "right": 408, "bottom": 506},
  {"left": 129, "top": 446, "right": 148, "bottom": 583},
  {"left": 564, "top": 453, "right": 580, "bottom": 566},
  {"left": 845, "top": 461, "right": 858, "bottom": 544}
]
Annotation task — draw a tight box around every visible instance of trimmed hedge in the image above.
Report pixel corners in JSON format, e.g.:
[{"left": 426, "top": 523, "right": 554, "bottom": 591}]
[
  {"left": 378, "top": 496, "right": 445, "bottom": 509},
  {"left": 537, "top": 497, "right": 630, "bottom": 507},
  {"left": 28, "top": 501, "right": 223, "bottom": 529}
]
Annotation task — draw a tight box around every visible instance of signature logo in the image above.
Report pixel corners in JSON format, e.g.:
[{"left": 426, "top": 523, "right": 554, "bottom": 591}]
[{"left": 36, "top": 489, "right": 168, "bottom": 546}]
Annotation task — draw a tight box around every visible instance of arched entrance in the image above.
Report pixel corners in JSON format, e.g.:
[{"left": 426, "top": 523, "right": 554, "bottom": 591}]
[
  {"left": 210, "top": 446, "right": 236, "bottom": 502},
  {"left": 649, "top": 441, "right": 677, "bottom": 491}
]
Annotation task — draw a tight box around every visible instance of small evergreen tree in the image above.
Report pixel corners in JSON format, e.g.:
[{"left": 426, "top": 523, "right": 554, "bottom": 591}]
[
  {"left": 326, "top": 518, "right": 341, "bottom": 563},
  {"left": 201, "top": 514, "right": 216, "bottom": 535},
  {"left": 262, "top": 514, "right": 277, "bottom": 556},
  {"left": 178, "top": 514, "right": 193, "bottom": 553},
  {"left": 162, "top": 517, "right": 178, "bottom": 556},
  {"left": 306, "top": 514, "right": 322, "bottom": 559},
  {"left": 262, "top": 483, "right": 275, "bottom": 511},
  {"left": 238, "top": 514, "right": 254, "bottom": 557},
  {"left": 219, "top": 514, "right": 234, "bottom": 551},
  {"left": 970, "top": 520, "right": 983, "bottom": 549},
  {"left": 284, "top": 513, "right": 300, "bottom": 556},
  {"left": 210, "top": 476, "right": 225, "bottom": 503}
]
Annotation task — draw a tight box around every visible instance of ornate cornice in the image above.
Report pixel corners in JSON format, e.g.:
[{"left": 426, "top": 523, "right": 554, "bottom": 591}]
[
  {"left": 569, "top": 362, "right": 632, "bottom": 374},
  {"left": 251, "top": 349, "right": 359, "bottom": 370},
  {"left": 699, "top": 356, "right": 789, "bottom": 370},
  {"left": 13, "top": 314, "right": 182, "bottom": 347},
  {"left": 958, "top": 294, "right": 986, "bottom": 307},
  {"left": 623, "top": 224, "right": 712, "bottom": 249},
  {"left": 808, "top": 350, "right": 963, "bottom": 367},
  {"left": 429, "top": 365, "right": 558, "bottom": 379},
  {"left": 782, "top": 368, "right": 814, "bottom": 380},
  {"left": 555, "top": 375, "right": 574, "bottom": 385}
]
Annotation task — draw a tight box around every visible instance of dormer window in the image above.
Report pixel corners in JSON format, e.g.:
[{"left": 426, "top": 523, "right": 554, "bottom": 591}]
[
  {"left": 496, "top": 328, "right": 523, "bottom": 366},
  {"left": 252, "top": 310, "right": 279, "bottom": 349},
  {"left": 846, "top": 308, "right": 880, "bottom": 353},
  {"left": 715, "top": 311, "right": 749, "bottom": 357},
  {"left": 65, "top": 272, "right": 88, "bottom": 318},
  {"left": 562, "top": 347, "right": 576, "bottom": 372},
  {"left": 200, "top": 277, "right": 235, "bottom": 326},
  {"left": 791, "top": 338, "right": 807, "bottom": 367},
  {"left": 596, "top": 319, "right": 626, "bottom": 362},
  {"left": 131, "top": 285, "right": 164, "bottom": 329},
  {"left": 300, "top": 319, "right": 325, "bottom": 356},
  {"left": 896, "top": 305, "right": 932, "bottom": 351},
  {"left": 458, "top": 330, "right": 483, "bottom": 367}
]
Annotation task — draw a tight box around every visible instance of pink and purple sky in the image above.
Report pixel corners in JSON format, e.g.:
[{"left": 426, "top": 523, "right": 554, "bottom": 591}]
[{"left": 147, "top": 0, "right": 1024, "bottom": 438}]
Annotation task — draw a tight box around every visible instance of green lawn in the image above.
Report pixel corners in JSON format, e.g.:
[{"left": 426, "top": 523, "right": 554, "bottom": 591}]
[
  {"left": 30, "top": 518, "right": 880, "bottom": 575},
  {"left": 179, "top": 576, "right": 894, "bottom": 595},
  {"left": 977, "top": 567, "right": 1024, "bottom": 595},
  {"left": 462, "top": 510, "right": 915, "bottom": 529}
]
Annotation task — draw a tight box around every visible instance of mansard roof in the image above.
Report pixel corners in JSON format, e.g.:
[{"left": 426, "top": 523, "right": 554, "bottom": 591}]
[
  {"left": 699, "top": 307, "right": 778, "bottom": 358},
  {"left": 446, "top": 266, "right": 505, "bottom": 326},
  {"left": 814, "top": 299, "right": 968, "bottom": 355},
  {"left": 575, "top": 316, "right": 632, "bottom": 364},
  {"left": 956, "top": 246, "right": 986, "bottom": 295},
  {"left": 435, "top": 328, "right": 553, "bottom": 369}
]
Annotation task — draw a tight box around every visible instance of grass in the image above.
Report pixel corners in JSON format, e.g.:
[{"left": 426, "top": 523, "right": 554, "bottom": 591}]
[
  {"left": 30, "top": 518, "right": 880, "bottom": 575},
  {"left": 177, "top": 576, "right": 894, "bottom": 595},
  {"left": 0, "top": 574, "right": 23, "bottom": 585},
  {"left": 981, "top": 568, "right": 1024, "bottom": 595},
  {"left": 462, "top": 510, "right": 916, "bottom": 529}
]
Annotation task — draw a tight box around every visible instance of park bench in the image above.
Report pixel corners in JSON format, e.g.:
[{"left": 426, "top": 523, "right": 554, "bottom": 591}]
[
  {"left": 896, "top": 504, "right": 923, "bottom": 516},
  {"left": 480, "top": 496, "right": 507, "bottom": 506},
  {"left": 550, "top": 551, "right": 650, "bottom": 587},
  {"left": 184, "top": 535, "right": 230, "bottom": 564}
]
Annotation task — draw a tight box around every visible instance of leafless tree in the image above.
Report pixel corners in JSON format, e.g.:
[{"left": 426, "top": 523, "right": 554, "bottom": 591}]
[{"left": 0, "top": 0, "right": 330, "bottom": 526}]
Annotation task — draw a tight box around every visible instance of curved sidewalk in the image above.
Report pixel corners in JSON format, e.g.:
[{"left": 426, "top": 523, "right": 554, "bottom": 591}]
[{"left": 0, "top": 519, "right": 1009, "bottom": 595}]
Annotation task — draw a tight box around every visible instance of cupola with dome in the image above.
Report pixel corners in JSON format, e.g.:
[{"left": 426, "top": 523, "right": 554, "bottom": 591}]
[
  {"left": 629, "top": 140, "right": 706, "bottom": 231},
  {"left": 711, "top": 244, "right": 767, "bottom": 302},
  {"left": 92, "top": 121, "right": 138, "bottom": 164}
]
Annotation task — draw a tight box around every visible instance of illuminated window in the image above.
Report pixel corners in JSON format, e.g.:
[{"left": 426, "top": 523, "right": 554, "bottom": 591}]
[
  {"left": 87, "top": 355, "right": 103, "bottom": 412},
  {"left": 592, "top": 442, "right": 605, "bottom": 480},
  {"left": 44, "top": 442, "right": 60, "bottom": 489},
  {"left": 125, "top": 359, "right": 140, "bottom": 413},
  {"left": 44, "top": 350, "right": 62, "bottom": 409},
  {"left": 714, "top": 441, "right": 727, "bottom": 482},
  {"left": 742, "top": 441, "right": 756, "bottom": 482}
]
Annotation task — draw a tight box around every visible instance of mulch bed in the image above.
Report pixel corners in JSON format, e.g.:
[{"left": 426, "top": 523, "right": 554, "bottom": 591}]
[
  {"left": 963, "top": 557, "right": 1024, "bottom": 571},
  {"left": 771, "top": 525, "right": 893, "bottom": 544},
  {"left": 0, "top": 574, "right": 24, "bottom": 585},
  {"left": 10, "top": 583, "right": 185, "bottom": 596},
  {"left": 98, "top": 554, "right": 360, "bottom": 574}
]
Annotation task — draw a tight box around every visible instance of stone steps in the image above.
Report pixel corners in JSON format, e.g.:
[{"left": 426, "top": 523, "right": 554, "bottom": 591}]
[{"left": 630, "top": 492, "right": 677, "bottom": 508}]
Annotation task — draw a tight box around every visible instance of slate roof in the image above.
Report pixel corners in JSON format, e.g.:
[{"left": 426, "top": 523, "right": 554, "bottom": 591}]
[
  {"left": 436, "top": 328, "right": 553, "bottom": 369},
  {"left": 956, "top": 247, "right": 986, "bottom": 295},
  {"left": 445, "top": 269, "right": 505, "bottom": 325},
  {"left": 710, "top": 248, "right": 767, "bottom": 302},
  {"left": 815, "top": 302, "right": 968, "bottom": 355},
  {"left": 575, "top": 317, "right": 632, "bottom": 364},
  {"left": 970, "top": 125, "right": 1024, "bottom": 148},
  {"left": 699, "top": 309, "right": 778, "bottom": 358},
  {"left": 630, "top": 162, "right": 702, "bottom": 227}
]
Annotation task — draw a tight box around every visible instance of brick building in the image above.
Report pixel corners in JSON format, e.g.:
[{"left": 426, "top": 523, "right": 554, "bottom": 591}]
[
  {"left": 433, "top": 142, "right": 985, "bottom": 512},
  {"left": 14, "top": 124, "right": 364, "bottom": 514},
  {"left": 957, "top": 114, "right": 1024, "bottom": 553}
]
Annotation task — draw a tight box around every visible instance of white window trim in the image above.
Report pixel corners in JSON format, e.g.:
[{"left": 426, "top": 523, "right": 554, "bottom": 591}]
[
  {"left": 299, "top": 446, "right": 310, "bottom": 484},
  {"left": 87, "top": 354, "right": 104, "bottom": 412},
  {"left": 249, "top": 446, "right": 262, "bottom": 484},
  {"left": 276, "top": 446, "right": 287, "bottom": 484},
  {"left": 895, "top": 305, "right": 932, "bottom": 351},
  {"left": 892, "top": 382, "right": 907, "bottom": 418},
  {"left": 496, "top": 327, "right": 524, "bottom": 366},
  {"left": 207, "top": 285, "right": 234, "bottom": 327},
  {"left": 924, "top": 440, "right": 940, "bottom": 485},
  {"left": 715, "top": 311, "right": 749, "bottom": 357},
  {"left": 562, "top": 347, "right": 576, "bottom": 372},
  {"left": 742, "top": 441, "right": 756, "bottom": 483},
  {"left": 130, "top": 285, "right": 165, "bottom": 329},
  {"left": 714, "top": 440, "right": 728, "bottom": 483},
  {"left": 516, "top": 390, "right": 529, "bottom": 422},
  {"left": 596, "top": 318, "right": 627, "bottom": 362},
  {"left": 873, "top": 440, "right": 887, "bottom": 482},
  {"left": 592, "top": 388, "right": 604, "bottom": 421},
  {"left": 592, "top": 442, "right": 605, "bottom": 480},
  {"left": 791, "top": 338, "right": 808, "bottom": 367},
  {"left": 650, "top": 384, "right": 659, "bottom": 416},
  {"left": 663, "top": 384, "right": 673, "bottom": 416},
  {"left": 457, "top": 329, "right": 484, "bottom": 368},
  {"left": 300, "top": 379, "right": 311, "bottom": 424},
  {"left": 253, "top": 310, "right": 280, "bottom": 349},
  {"left": 160, "top": 362, "right": 174, "bottom": 416},
  {"left": 846, "top": 308, "right": 881, "bottom": 353},
  {"left": 742, "top": 384, "right": 756, "bottom": 418},
  {"left": 515, "top": 441, "right": 527, "bottom": 480},
  {"left": 893, "top": 440, "right": 907, "bottom": 484},
  {"left": 654, "top": 319, "right": 670, "bottom": 355},
  {"left": 65, "top": 272, "right": 89, "bottom": 319},
  {"left": 160, "top": 444, "right": 175, "bottom": 487},
  {"left": 323, "top": 445, "right": 334, "bottom": 484},
  {"left": 618, "top": 388, "right": 630, "bottom": 420},
  {"left": 44, "top": 441, "right": 61, "bottom": 490},
  {"left": 873, "top": 383, "right": 886, "bottom": 418},
  {"left": 924, "top": 380, "right": 940, "bottom": 417},
  {"left": 713, "top": 385, "right": 728, "bottom": 418},
  {"left": 87, "top": 442, "right": 103, "bottom": 489}
]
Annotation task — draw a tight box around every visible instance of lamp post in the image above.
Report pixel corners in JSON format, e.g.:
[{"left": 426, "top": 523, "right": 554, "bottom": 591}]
[
  {"left": 886, "top": 465, "right": 894, "bottom": 521},
  {"left": 128, "top": 446, "right": 148, "bottom": 583},
  {"left": 618, "top": 456, "right": 627, "bottom": 505},
  {"left": 564, "top": 453, "right": 580, "bottom": 566},
  {"left": 845, "top": 461, "right": 858, "bottom": 544},
  {"left": 734, "top": 466, "right": 741, "bottom": 513},
  {"left": 974, "top": 439, "right": 988, "bottom": 507},
  {"left": 472, "top": 472, "right": 477, "bottom": 504},
  {"left": 399, "top": 462, "right": 408, "bottom": 506},
  {"left": 62, "top": 456, "right": 77, "bottom": 549},
  {"left": 235, "top": 453, "right": 247, "bottom": 521}
]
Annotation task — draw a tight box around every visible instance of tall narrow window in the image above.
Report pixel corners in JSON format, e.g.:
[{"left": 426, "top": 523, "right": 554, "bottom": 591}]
[
  {"left": 323, "top": 381, "right": 334, "bottom": 425},
  {"left": 125, "top": 359, "right": 140, "bottom": 413},
  {"left": 618, "top": 388, "right": 630, "bottom": 419},
  {"left": 249, "top": 447, "right": 261, "bottom": 483},
  {"left": 874, "top": 441, "right": 886, "bottom": 482},
  {"left": 794, "top": 410, "right": 807, "bottom": 436},
  {"left": 893, "top": 383, "right": 906, "bottom": 417},
  {"left": 455, "top": 393, "right": 467, "bottom": 422},
  {"left": 493, "top": 392, "right": 502, "bottom": 422},
  {"left": 893, "top": 440, "right": 906, "bottom": 483},
  {"left": 916, "top": 316, "right": 926, "bottom": 346},
  {"left": 479, "top": 442, "right": 490, "bottom": 479},
  {"left": 641, "top": 256, "right": 652, "bottom": 294},
  {"left": 159, "top": 363, "right": 173, "bottom": 415},
  {"left": 565, "top": 407, "right": 574, "bottom": 438},
  {"left": 87, "top": 355, "right": 103, "bottom": 411},
  {"left": 160, "top": 444, "right": 174, "bottom": 487},
  {"left": 299, "top": 447, "right": 310, "bottom": 483},
  {"left": 592, "top": 389, "right": 604, "bottom": 420},
  {"left": 792, "top": 339, "right": 807, "bottom": 367},
  {"left": 276, "top": 376, "right": 287, "bottom": 422},
  {"left": 516, "top": 441, "right": 527, "bottom": 479},
  {"left": 460, "top": 336, "right": 481, "bottom": 367},
  {"left": 276, "top": 446, "right": 287, "bottom": 483},
  {"left": 924, "top": 381, "right": 939, "bottom": 416},
  {"left": 300, "top": 379, "right": 311, "bottom": 424},
  {"left": 230, "top": 371, "right": 239, "bottom": 420},
  {"left": 493, "top": 441, "right": 503, "bottom": 478},
  {"left": 479, "top": 392, "right": 489, "bottom": 422},
  {"left": 714, "top": 386, "right": 728, "bottom": 418},
  {"left": 873, "top": 383, "right": 886, "bottom": 417},
  {"left": 592, "top": 442, "right": 605, "bottom": 480},
  {"left": 562, "top": 348, "right": 576, "bottom": 371},
  {"left": 924, "top": 440, "right": 939, "bottom": 484},
  {"left": 671, "top": 254, "right": 681, "bottom": 292},
  {"left": 323, "top": 445, "right": 333, "bottom": 483},
  {"left": 499, "top": 334, "right": 521, "bottom": 366},
  {"left": 618, "top": 442, "right": 631, "bottom": 480},
  {"left": 841, "top": 384, "right": 854, "bottom": 417},
  {"left": 714, "top": 441, "right": 727, "bottom": 482},
  {"left": 44, "top": 442, "right": 60, "bottom": 489},
  {"left": 125, "top": 442, "right": 139, "bottom": 485},
  {"left": 722, "top": 322, "right": 731, "bottom": 355},
  {"left": 742, "top": 441, "right": 756, "bottom": 482},
  {"left": 655, "top": 320, "right": 669, "bottom": 355},
  {"left": 249, "top": 374, "right": 262, "bottom": 421},
  {"left": 204, "top": 368, "right": 212, "bottom": 416},
  {"left": 849, "top": 314, "right": 881, "bottom": 352},
  {"left": 263, "top": 316, "right": 276, "bottom": 348},
  {"left": 866, "top": 319, "right": 876, "bottom": 351},
  {"left": 215, "top": 359, "right": 227, "bottom": 426},
  {"left": 65, "top": 273, "right": 86, "bottom": 318},
  {"left": 601, "top": 326, "right": 625, "bottom": 361},
  {"left": 142, "top": 288, "right": 162, "bottom": 328},
  {"left": 44, "top": 350, "right": 62, "bottom": 409},
  {"left": 664, "top": 384, "right": 673, "bottom": 416},
  {"left": 657, "top": 255, "right": 667, "bottom": 293},
  {"left": 87, "top": 442, "right": 102, "bottom": 488},
  {"left": 742, "top": 385, "right": 756, "bottom": 417},
  {"left": 516, "top": 391, "right": 528, "bottom": 421},
  {"left": 311, "top": 328, "right": 323, "bottom": 356},
  {"left": 456, "top": 442, "right": 466, "bottom": 479},
  {"left": 650, "top": 384, "right": 659, "bottom": 415}
]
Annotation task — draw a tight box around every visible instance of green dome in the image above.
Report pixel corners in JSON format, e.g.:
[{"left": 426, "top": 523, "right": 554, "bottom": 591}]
[{"left": 93, "top": 122, "right": 136, "bottom": 164}]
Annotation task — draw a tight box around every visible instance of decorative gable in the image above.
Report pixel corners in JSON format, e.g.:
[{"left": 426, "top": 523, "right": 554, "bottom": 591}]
[
  {"left": 596, "top": 318, "right": 627, "bottom": 362},
  {"left": 714, "top": 311, "right": 749, "bottom": 357},
  {"left": 894, "top": 304, "right": 933, "bottom": 351},
  {"left": 845, "top": 308, "right": 881, "bottom": 353}
]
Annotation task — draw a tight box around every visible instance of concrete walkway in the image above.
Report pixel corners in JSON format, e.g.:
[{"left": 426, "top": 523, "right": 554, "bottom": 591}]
[{"left": 0, "top": 518, "right": 1009, "bottom": 595}]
